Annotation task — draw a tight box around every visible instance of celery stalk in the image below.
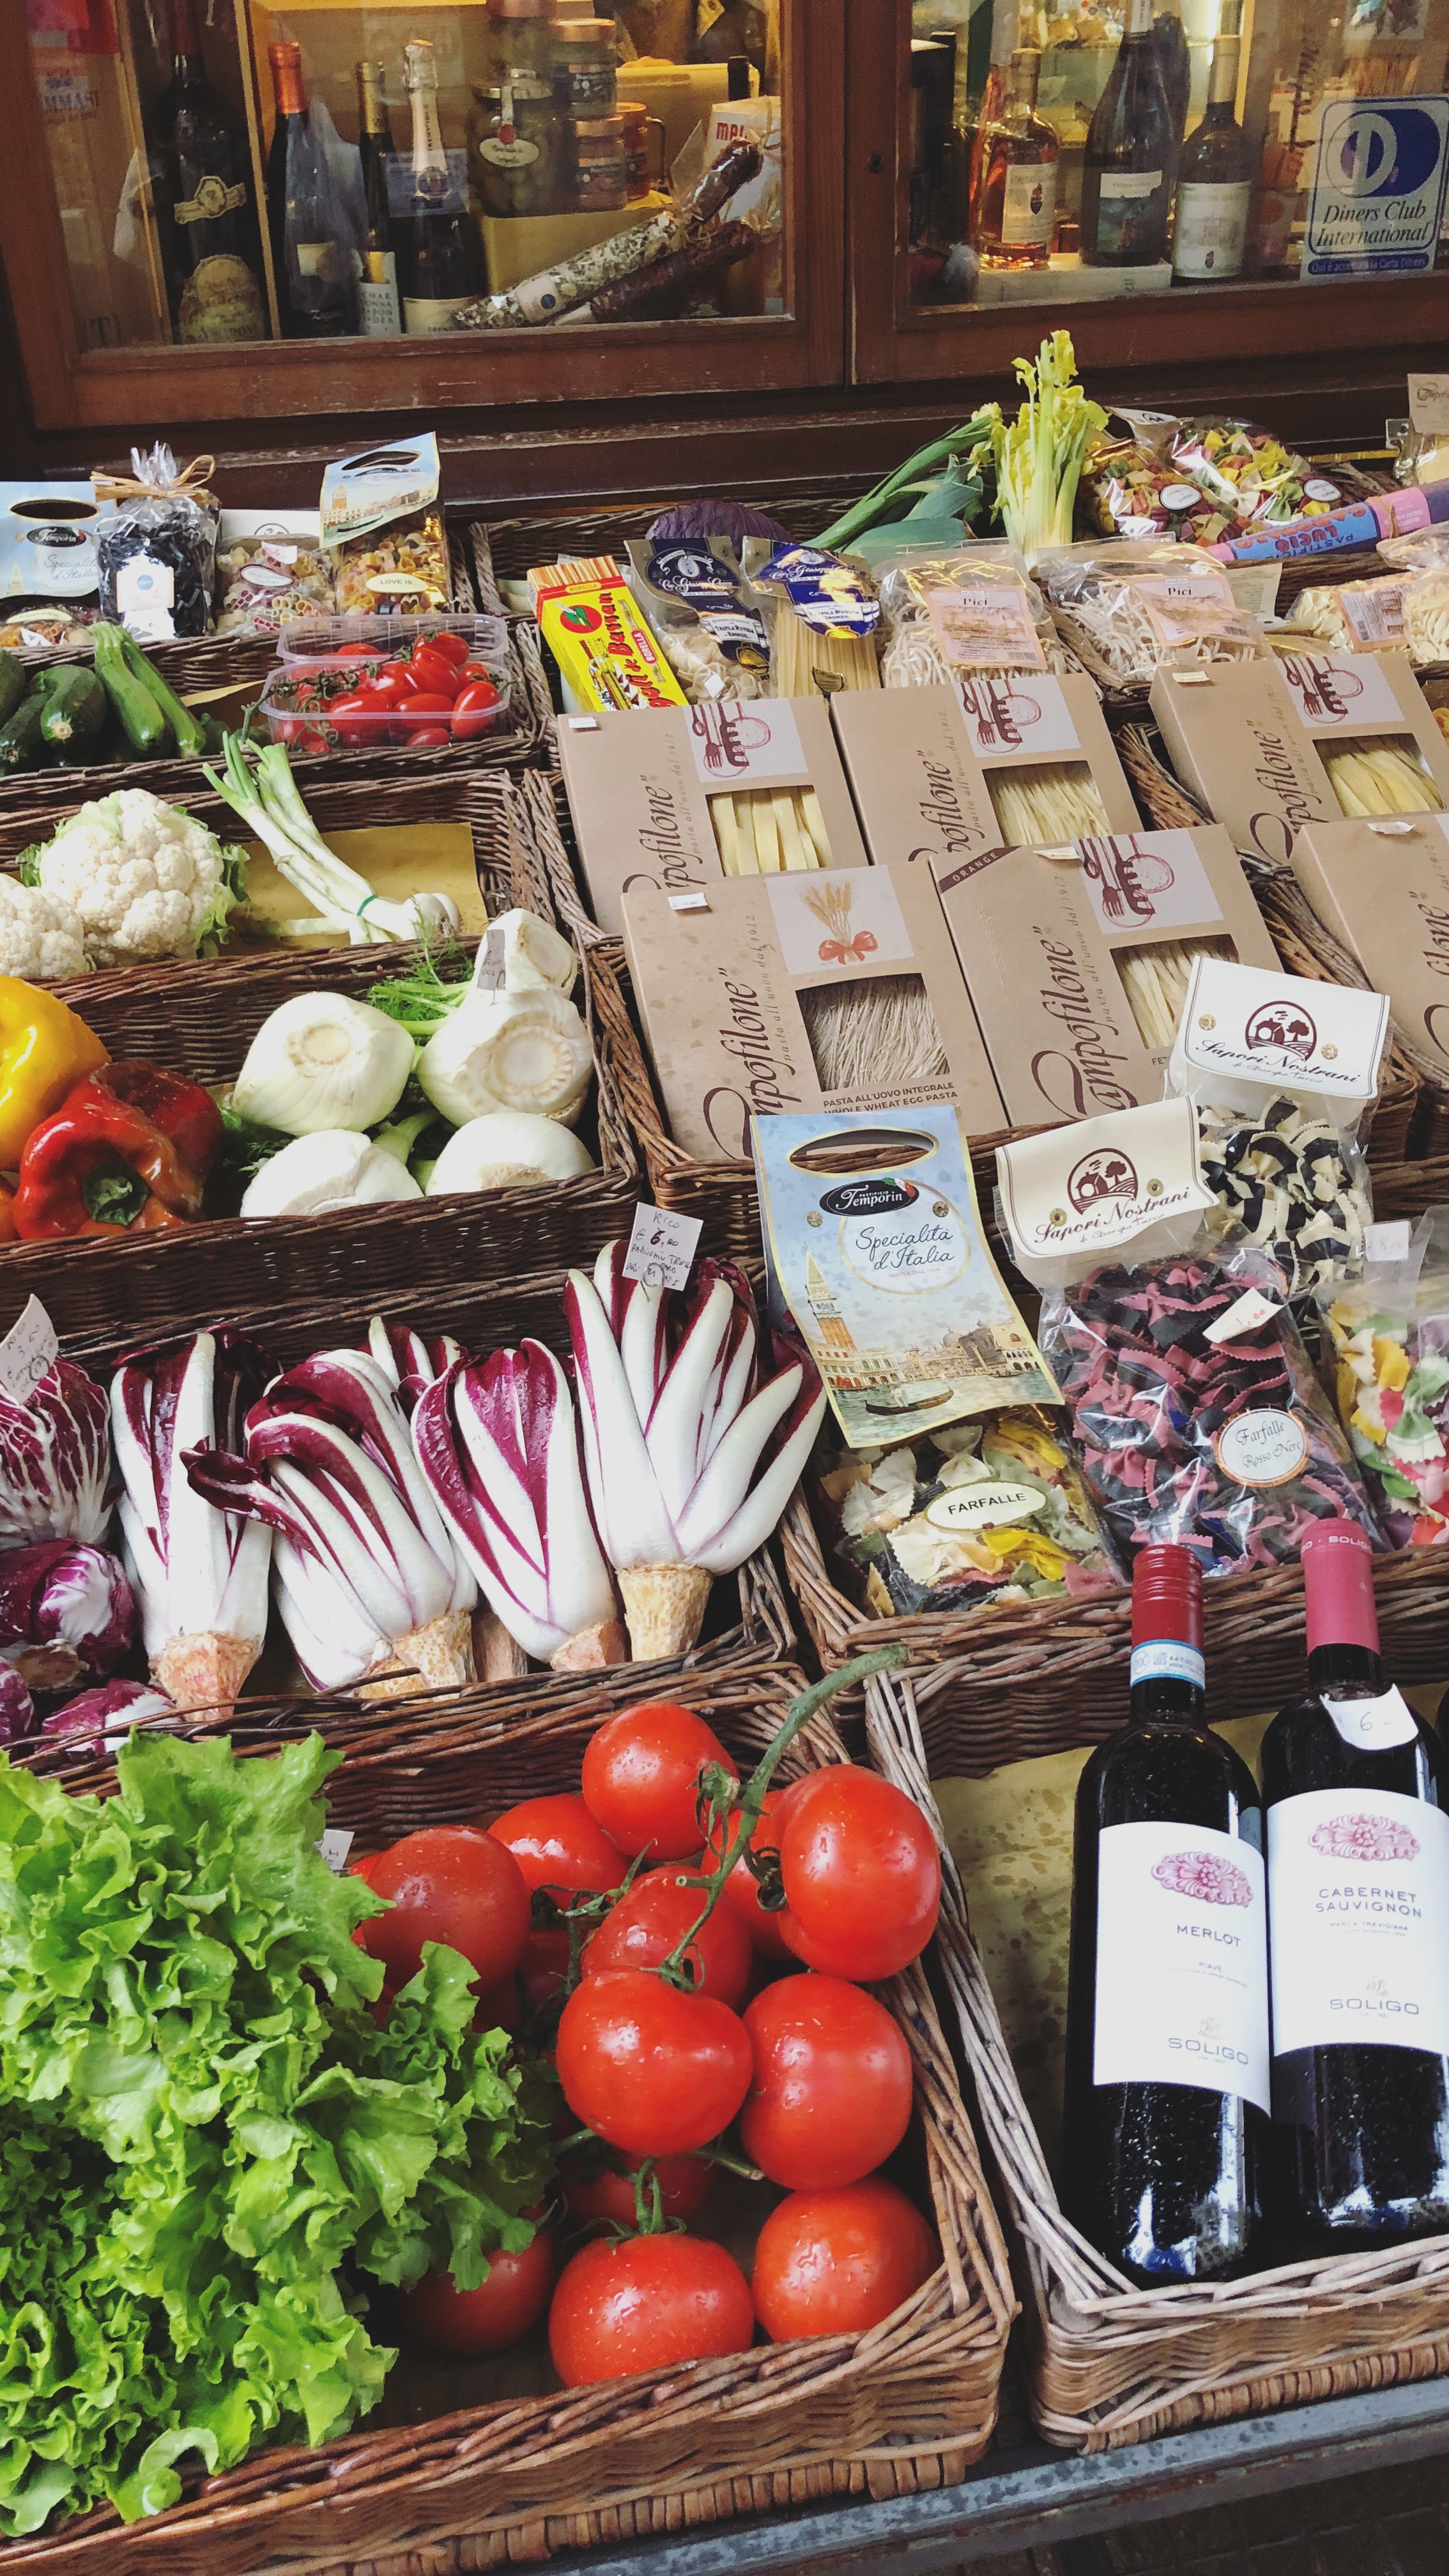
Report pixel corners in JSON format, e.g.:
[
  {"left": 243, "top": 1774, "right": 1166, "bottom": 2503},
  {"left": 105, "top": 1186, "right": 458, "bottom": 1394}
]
[{"left": 992, "top": 331, "right": 1108, "bottom": 567}]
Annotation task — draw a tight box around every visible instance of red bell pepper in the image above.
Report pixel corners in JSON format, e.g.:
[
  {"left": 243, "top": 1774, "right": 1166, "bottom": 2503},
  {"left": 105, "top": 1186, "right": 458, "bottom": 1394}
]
[{"left": 13, "top": 1062, "right": 223, "bottom": 1241}]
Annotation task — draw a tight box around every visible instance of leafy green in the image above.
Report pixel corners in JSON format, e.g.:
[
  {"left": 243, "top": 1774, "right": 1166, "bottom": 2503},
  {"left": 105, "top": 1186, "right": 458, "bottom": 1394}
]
[
  {"left": 0, "top": 1733, "right": 554, "bottom": 2537},
  {"left": 366, "top": 940, "right": 475, "bottom": 1040},
  {"left": 813, "top": 409, "right": 1000, "bottom": 553},
  {"left": 218, "top": 1100, "right": 293, "bottom": 1183}
]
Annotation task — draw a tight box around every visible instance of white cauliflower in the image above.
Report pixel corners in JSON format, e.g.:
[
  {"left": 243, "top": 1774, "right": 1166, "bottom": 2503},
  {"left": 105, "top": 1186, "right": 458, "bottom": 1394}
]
[
  {"left": 0, "top": 876, "right": 88, "bottom": 981},
  {"left": 27, "top": 790, "right": 243, "bottom": 968}
]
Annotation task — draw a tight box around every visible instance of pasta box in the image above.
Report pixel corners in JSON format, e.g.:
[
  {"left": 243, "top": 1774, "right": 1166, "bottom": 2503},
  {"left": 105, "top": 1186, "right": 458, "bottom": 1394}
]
[
  {"left": 620, "top": 857, "right": 1006, "bottom": 1163},
  {"left": 556, "top": 696, "right": 867, "bottom": 937},
  {"left": 829, "top": 675, "right": 1139, "bottom": 869},
  {"left": 930, "top": 825, "right": 1280, "bottom": 1128},
  {"left": 1286, "top": 812, "right": 1449, "bottom": 1089}
]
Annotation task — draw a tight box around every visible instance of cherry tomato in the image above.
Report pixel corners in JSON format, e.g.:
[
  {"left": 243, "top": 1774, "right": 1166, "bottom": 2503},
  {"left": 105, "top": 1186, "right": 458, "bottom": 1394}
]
[
  {"left": 457, "top": 659, "right": 493, "bottom": 683},
  {"left": 705, "top": 1782, "right": 800, "bottom": 1961},
  {"left": 519, "top": 1924, "right": 572, "bottom": 2012},
  {"left": 583, "top": 1871, "right": 751, "bottom": 2007},
  {"left": 751, "top": 2179, "right": 935, "bottom": 2343},
  {"left": 409, "top": 645, "right": 462, "bottom": 698},
  {"left": 452, "top": 676, "right": 502, "bottom": 740},
  {"left": 335, "top": 642, "right": 377, "bottom": 659},
  {"left": 422, "top": 627, "right": 471, "bottom": 666},
  {"left": 401, "top": 2230, "right": 555, "bottom": 2358},
  {"left": 490, "top": 1793, "right": 626, "bottom": 1899},
  {"left": 549, "top": 2231, "right": 753, "bottom": 2387},
  {"left": 295, "top": 727, "right": 330, "bottom": 757},
  {"left": 361, "top": 1825, "right": 530, "bottom": 1992},
  {"left": 378, "top": 657, "right": 419, "bottom": 691},
  {"left": 556, "top": 1968, "right": 753, "bottom": 2155},
  {"left": 739, "top": 1974, "right": 912, "bottom": 2189},
  {"left": 581, "top": 1702, "right": 735, "bottom": 1861},
  {"left": 778, "top": 1768, "right": 940, "bottom": 1982},
  {"left": 356, "top": 673, "right": 410, "bottom": 705},
  {"left": 399, "top": 691, "right": 454, "bottom": 715},
  {"left": 562, "top": 2149, "right": 712, "bottom": 2232},
  {"left": 406, "top": 727, "right": 451, "bottom": 747}
]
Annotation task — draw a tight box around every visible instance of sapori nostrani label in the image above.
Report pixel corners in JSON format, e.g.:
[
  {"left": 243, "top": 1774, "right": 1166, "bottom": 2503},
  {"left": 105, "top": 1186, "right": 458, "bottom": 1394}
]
[{"left": 1212, "top": 1407, "right": 1309, "bottom": 1488}]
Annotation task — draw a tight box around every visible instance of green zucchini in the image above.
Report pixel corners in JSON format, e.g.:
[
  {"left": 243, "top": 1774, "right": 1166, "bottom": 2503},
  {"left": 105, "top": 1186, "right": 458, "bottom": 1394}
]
[
  {"left": 116, "top": 627, "right": 206, "bottom": 758},
  {"left": 0, "top": 652, "right": 26, "bottom": 728},
  {"left": 0, "top": 693, "right": 52, "bottom": 772},
  {"left": 91, "top": 623, "right": 171, "bottom": 757},
  {"left": 39, "top": 663, "right": 105, "bottom": 747}
]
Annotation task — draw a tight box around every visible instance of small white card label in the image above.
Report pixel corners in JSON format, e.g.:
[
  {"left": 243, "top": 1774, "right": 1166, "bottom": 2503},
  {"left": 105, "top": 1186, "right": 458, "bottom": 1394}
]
[
  {"left": 472, "top": 921, "right": 507, "bottom": 990},
  {"left": 1408, "top": 372, "right": 1449, "bottom": 436},
  {"left": 668, "top": 891, "right": 711, "bottom": 912},
  {"left": 317, "top": 1828, "right": 355, "bottom": 1873},
  {"left": 0, "top": 1298, "right": 59, "bottom": 1406},
  {"left": 1202, "top": 1287, "right": 1280, "bottom": 1345},
  {"left": 1326, "top": 1686, "right": 1420, "bottom": 1752},
  {"left": 1212, "top": 1407, "right": 1310, "bottom": 1487},
  {"left": 623, "top": 1203, "right": 703, "bottom": 1291},
  {"left": 1366, "top": 1221, "right": 1413, "bottom": 1262}
]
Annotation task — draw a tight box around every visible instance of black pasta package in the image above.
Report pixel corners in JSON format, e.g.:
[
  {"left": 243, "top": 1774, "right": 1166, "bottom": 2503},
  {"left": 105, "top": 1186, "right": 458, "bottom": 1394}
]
[{"left": 93, "top": 445, "right": 218, "bottom": 642}]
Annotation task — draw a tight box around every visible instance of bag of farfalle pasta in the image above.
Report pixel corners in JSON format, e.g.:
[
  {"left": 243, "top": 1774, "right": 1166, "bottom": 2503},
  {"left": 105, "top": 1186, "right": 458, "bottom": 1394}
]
[
  {"left": 1319, "top": 1211, "right": 1449, "bottom": 1546},
  {"left": 816, "top": 1405, "right": 1120, "bottom": 1618}
]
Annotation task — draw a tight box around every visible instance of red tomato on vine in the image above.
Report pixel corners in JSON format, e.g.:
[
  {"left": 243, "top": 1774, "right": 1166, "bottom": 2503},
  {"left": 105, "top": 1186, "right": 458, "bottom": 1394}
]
[
  {"left": 583, "top": 1871, "right": 752, "bottom": 2007},
  {"left": 751, "top": 2179, "right": 936, "bottom": 2343},
  {"left": 549, "top": 2232, "right": 754, "bottom": 2386},
  {"left": 777, "top": 1768, "right": 940, "bottom": 1981},
  {"left": 555, "top": 1967, "right": 753, "bottom": 2155},
  {"left": 489, "top": 1793, "right": 626, "bottom": 1897},
  {"left": 738, "top": 1973, "right": 913, "bottom": 2190},
  {"left": 581, "top": 1702, "right": 735, "bottom": 1860},
  {"left": 360, "top": 1826, "right": 531, "bottom": 1991}
]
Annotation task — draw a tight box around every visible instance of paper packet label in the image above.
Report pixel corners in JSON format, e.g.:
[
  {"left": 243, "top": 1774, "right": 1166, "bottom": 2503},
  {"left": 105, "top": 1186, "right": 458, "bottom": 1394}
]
[
  {"left": 1409, "top": 373, "right": 1449, "bottom": 437},
  {"left": 1276, "top": 649, "right": 1406, "bottom": 730},
  {"left": 997, "top": 1096, "right": 1214, "bottom": 1268},
  {"left": 687, "top": 699, "right": 806, "bottom": 784},
  {"left": 1076, "top": 830, "right": 1226, "bottom": 936},
  {"left": 319, "top": 434, "right": 440, "bottom": 544},
  {"left": 753, "top": 544, "right": 880, "bottom": 639},
  {"left": 1134, "top": 562, "right": 1246, "bottom": 648},
  {"left": 957, "top": 672, "right": 1079, "bottom": 758},
  {"left": 1338, "top": 579, "right": 1407, "bottom": 649},
  {"left": 1173, "top": 954, "right": 1388, "bottom": 1104},
  {"left": 926, "top": 585, "right": 1047, "bottom": 672}
]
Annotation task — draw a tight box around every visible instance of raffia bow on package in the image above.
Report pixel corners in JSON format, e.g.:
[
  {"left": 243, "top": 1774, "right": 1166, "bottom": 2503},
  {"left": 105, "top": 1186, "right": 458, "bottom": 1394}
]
[{"left": 92, "top": 445, "right": 218, "bottom": 642}]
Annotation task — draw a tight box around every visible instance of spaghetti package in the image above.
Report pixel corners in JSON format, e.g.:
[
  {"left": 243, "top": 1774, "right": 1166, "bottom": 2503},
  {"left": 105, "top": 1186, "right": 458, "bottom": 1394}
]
[
  {"left": 530, "top": 555, "right": 687, "bottom": 714},
  {"left": 997, "top": 1099, "right": 1379, "bottom": 1575},
  {"left": 874, "top": 542, "right": 1074, "bottom": 686},
  {"left": 1036, "top": 540, "right": 1266, "bottom": 685},
  {"left": 1166, "top": 953, "right": 1387, "bottom": 1300},
  {"left": 816, "top": 1406, "right": 1120, "bottom": 1619},
  {"left": 625, "top": 535, "right": 770, "bottom": 701},
  {"left": 744, "top": 541, "right": 882, "bottom": 693},
  {"left": 1320, "top": 1213, "right": 1449, "bottom": 1547}
]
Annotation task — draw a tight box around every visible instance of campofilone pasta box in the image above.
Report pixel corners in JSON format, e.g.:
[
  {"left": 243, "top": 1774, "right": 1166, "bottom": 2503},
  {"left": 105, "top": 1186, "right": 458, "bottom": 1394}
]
[
  {"left": 830, "top": 673, "right": 1139, "bottom": 869},
  {"left": 929, "top": 825, "right": 1280, "bottom": 1126},
  {"left": 1150, "top": 648, "right": 1449, "bottom": 866},
  {"left": 1287, "top": 811, "right": 1449, "bottom": 1088},
  {"left": 620, "top": 857, "right": 1007, "bottom": 1165},
  {"left": 556, "top": 696, "right": 868, "bottom": 936}
]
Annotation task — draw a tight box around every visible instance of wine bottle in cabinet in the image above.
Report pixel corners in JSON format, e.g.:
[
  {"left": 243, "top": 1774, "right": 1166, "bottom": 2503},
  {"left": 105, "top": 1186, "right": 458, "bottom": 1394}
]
[
  {"left": 1080, "top": 0, "right": 1177, "bottom": 267},
  {"left": 1263, "top": 1519, "right": 1449, "bottom": 2251},
  {"left": 1064, "top": 1542, "right": 1269, "bottom": 2283}
]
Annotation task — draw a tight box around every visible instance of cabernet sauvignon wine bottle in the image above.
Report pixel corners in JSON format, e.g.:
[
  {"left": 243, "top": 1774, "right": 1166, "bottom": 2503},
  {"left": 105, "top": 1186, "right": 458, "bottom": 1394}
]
[
  {"left": 1064, "top": 1543, "right": 1269, "bottom": 2284},
  {"left": 1080, "top": 0, "right": 1177, "bottom": 268},
  {"left": 1263, "top": 1519, "right": 1449, "bottom": 2251}
]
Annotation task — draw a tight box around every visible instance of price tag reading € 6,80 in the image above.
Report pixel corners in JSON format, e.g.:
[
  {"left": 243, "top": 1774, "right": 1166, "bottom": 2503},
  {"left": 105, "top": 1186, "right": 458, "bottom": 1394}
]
[
  {"left": 0, "top": 1298, "right": 59, "bottom": 1406},
  {"left": 622, "top": 1204, "right": 703, "bottom": 1292}
]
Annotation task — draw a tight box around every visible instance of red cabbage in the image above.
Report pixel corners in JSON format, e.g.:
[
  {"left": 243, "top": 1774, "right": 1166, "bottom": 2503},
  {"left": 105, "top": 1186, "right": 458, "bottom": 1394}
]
[
  {"left": 0, "top": 1356, "right": 111, "bottom": 1546},
  {"left": 647, "top": 500, "right": 792, "bottom": 543},
  {"left": 41, "top": 1677, "right": 174, "bottom": 1754},
  {"left": 0, "top": 1664, "right": 34, "bottom": 1743}
]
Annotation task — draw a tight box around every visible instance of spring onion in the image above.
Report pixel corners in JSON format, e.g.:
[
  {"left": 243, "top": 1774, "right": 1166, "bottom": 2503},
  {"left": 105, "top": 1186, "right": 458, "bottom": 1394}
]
[{"left": 204, "top": 735, "right": 463, "bottom": 946}]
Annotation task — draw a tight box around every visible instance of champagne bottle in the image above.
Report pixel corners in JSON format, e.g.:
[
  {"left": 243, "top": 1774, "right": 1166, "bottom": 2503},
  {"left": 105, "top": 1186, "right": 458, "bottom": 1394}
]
[
  {"left": 1080, "top": 0, "right": 1177, "bottom": 268},
  {"left": 1064, "top": 1544, "right": 1269, "bottom": 2284},
  {"left": 397, "top": 39, "right": 475, "bottom": 335},
  {"left": 266, "top": 42, "right": 355, "bottom": 338},
  {"left": 1172, "top": 17, "right": 1253, "bottom": 282},
  {"left": 356, "top": 61, "right": 402, "bottom": 335},
  {"left": 1263, "top": 1520, "right": 1449, "bottom": 2251},
  {"left": 146, "top": 0, "right": 266, "bottom": 345}
]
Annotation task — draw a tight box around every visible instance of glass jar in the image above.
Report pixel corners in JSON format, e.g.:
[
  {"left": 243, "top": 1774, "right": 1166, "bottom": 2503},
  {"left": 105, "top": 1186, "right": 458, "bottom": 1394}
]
[
  {"left": 485, "top": 0, "right": 556, "bottom": 84},
  {"left": 468, "top": 75, "right": 565, "bottom": 217},
  {"left": 551, "top": 17, "right": 618, "bottom": 115},
  {"left": 570, "top": 111, "right": 629, "bottom": 210},
  {"left": 618, "top": 99, "right": 659, "bottom": 199}
]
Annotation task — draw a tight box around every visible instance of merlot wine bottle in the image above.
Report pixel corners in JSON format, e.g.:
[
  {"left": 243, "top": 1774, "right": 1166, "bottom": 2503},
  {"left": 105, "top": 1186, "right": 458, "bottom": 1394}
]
[
  {"left": 1263, "top": 1519, "right": 1449, "bottom": 2251},
  {"left": 1064, "top": 1543, "right": 1269, "bottom": 2284}
]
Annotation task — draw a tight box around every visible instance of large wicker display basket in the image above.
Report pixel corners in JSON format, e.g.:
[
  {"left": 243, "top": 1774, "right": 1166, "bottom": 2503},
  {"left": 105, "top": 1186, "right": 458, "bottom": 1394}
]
[
  {"left": 0, "top": 771, "right": 639, "bottom": 1348},
  {"left": 862, "top": 1652, "right": 1449, "bottom": 2453},
  {"left": 2, "top": 1662, "right": 1015, "bottom": 2575}
]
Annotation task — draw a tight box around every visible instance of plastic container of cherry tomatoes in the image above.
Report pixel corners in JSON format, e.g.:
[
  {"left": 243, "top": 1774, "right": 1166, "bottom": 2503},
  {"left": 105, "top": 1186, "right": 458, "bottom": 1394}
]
[{"left": 257, "top": 612, "right": 515, "bottom": 753}]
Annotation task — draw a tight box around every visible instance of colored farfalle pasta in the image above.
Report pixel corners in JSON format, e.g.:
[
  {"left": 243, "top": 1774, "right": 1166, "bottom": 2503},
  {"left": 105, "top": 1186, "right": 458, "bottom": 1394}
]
[
  {"left": 1197, "top": 1096, "right": 1370, "bottom": 1298},
  {"left": 710, "top": 787, "right": 832, "bottom": 871},
  {"left": 1322, "top": 1271, "right": 1449, "bottom": 1546},
  {"left": 816, "top": 1406, "right": 1119, "bottom": 1619},
  {"left": 1040, "top": 1249, "right": 1380, "bottom": 1575}
]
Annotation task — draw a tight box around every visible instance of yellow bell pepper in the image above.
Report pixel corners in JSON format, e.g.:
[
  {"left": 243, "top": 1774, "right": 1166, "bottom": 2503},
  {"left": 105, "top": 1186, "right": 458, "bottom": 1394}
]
[{"left": 0, "top": 979, "right": 108, "bottom": 1170}]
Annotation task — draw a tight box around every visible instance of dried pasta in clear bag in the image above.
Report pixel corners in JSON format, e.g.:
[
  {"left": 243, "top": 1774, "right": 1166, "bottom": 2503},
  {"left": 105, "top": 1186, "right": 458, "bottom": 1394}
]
[
  {"left": 625, "top": 536, "right": 770, "bottom": 702},
  {"left": 1036, "top": 539, "right": 1265, "bottom": 684},
  {"left": 875, "top": 542, "right": 1074, "bottom": 685}
]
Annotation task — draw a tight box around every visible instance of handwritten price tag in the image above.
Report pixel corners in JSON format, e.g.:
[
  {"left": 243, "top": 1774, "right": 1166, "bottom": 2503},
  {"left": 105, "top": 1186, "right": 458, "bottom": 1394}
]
[
  {"left": 0, "top": 1298, "right": 59, "bottom": 1406},
  {"left": 622, "top": 1204, "right": 702, "bottom": 1292},
  {"left": 472, "top": 920, "right": 507, "bottom": 991},
  {"left": 1408, "top": 373, "right": 1449, "bottom": 436},
  {"left": 316, "top": 1829, "right": 355, "bottom": 1873}
]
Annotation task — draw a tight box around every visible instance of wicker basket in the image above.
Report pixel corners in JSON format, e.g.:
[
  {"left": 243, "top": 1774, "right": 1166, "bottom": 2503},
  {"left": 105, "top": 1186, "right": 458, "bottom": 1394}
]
[
  {"left": 783, "top": 1499, "right": 1449, "bottom": 1747},
  {"left": 863, "top": 1653, "right": 1449, "bottom": 2453},
  {"left": 464, "top": 485, "right": 871, "bottom": 606},
  {"left": 0, "top": 772, "right": 640, "bottom": 1348},
  {"left": 3, "top": 1664, "right": 1015, "bottom": 2575}
]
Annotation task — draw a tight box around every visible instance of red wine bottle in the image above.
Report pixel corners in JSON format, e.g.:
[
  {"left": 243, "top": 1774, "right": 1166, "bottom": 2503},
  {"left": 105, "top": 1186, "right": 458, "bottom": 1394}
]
[
  {"left": 146, "top": 0, "right": 267, "bottom": 344},
  {"left": 1080, "top": 0, "right": 1177, "bottom": 268},
  {"left": 1263, "top": 1520, "right": 1449, "bottom": 2251},
  {"left": 1065, "top": 1544, "right": 1269, "bottom": 2283},
  {"left": 266, "top": 41, "right": 354, "bottom": 339}
]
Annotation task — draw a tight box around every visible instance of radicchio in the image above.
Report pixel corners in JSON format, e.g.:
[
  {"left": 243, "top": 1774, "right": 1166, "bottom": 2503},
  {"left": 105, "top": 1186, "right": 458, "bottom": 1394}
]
[
  {"left": 42, "top": 1676, "right": 174, "bottom": 1754},
  {"left": 0, "top": 1540, "right": 136, "bottom": 1692},
  {"left": 0, "top": 1356, "right": 110, "bottom": 1546},
  {"left": 0, "top": 1664, "right": 33, "bottom": 1744}
]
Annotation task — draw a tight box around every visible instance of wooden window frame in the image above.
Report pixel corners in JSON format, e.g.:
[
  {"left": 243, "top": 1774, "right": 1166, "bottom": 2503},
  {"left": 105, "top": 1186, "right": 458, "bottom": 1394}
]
[{"left": 2, "top": 0, "right": 844, "bottom": 433}]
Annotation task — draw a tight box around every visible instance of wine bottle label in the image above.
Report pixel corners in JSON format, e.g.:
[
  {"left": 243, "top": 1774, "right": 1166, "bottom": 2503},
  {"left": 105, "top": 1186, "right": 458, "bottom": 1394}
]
[
  {"left": 404, "top": 294, "right": 469, "bottom": 333},
  {"left": 1172, "top": 179, "right": 1251, "bottom": 279},
  {"left": 1129, "top": 1639, "right": 1206, "bottom": 1689},
  {"left": 1269, "top": 1788, "right": 1449, "bottom": 2057},
  {"left": 1092, "top": 1820, "right": 1269, "bottom": 2108},
  {"left": 358, "top": 262, "right": 402, "bottom": 335},
  {"left": 1000, "top": 163, "right": 1056, "bottom": 248},
  {"left": 174, "top": 174, "right": 247, "bottom": 225},
  {"left": 1099, "top": 169, "right": 1163, "bottom": 198},
  {"left": 1324, "top": 1687, "right": 1421, "bottom": 1752}
]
